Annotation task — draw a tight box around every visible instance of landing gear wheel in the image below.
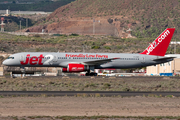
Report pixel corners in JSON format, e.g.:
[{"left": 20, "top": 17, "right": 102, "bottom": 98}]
[
  {"left": 85, "top": 73, "right": 97, "bottom": 76},
  {"left": 20, "top": 67, "right": 26, "bottom": 77},
  {"left": 85, "top": 73, "right": 89, "bottom": 76}
]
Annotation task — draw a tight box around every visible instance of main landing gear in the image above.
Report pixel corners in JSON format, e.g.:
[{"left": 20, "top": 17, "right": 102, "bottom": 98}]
[
  {"left": 85, "top": 72, "right": 97, "bottom": 76},
  {"left": 86, "top": 66, "right": 97, "bottom": 76}
]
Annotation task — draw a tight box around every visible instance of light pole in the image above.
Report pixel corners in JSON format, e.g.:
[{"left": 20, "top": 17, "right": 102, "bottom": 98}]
[
  {"left": 26, "top": 18, "right": 28, "bottom": 28},
  {"left": 173, "top": 40, "right": 176, "bottom": 75},
  {"left": 20, "top": 20, "right": 21, "bottom": 33}
]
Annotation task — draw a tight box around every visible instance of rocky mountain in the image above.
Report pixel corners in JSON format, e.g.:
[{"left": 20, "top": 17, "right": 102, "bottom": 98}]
[{"left": 25, "top": 0, "right": 180, "bottom": 39}]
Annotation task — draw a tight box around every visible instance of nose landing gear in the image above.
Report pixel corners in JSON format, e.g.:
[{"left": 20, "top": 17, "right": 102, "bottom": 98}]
[{"left": 20, "top": 67, "right": 26, "bottom": 77}]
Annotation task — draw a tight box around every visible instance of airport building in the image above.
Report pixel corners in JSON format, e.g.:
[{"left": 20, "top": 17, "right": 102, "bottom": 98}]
[
  {"left": 0, "top": 67, "right": 3, "bottom": 76},
  {"left": 0, "top": 9, "right": 49, "bottom": 15},
  {"left": 146, "top": 54, "right": 180, "bottom": 76}
]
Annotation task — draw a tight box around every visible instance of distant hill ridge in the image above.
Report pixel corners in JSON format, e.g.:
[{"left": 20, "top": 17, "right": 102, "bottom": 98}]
[
  {"left": 0, "top": 0, "right": 75, "bottom": 12},
  {"left": 27, "top": 0, "right": 180, "bottom": 38}
]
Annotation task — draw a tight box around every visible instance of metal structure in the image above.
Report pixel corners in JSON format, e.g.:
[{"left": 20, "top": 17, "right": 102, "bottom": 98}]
[
  {"left": 0, "top": 17, "right": 5, "bottom": 32},
  {"left": 93, "top": 18, "right": 100, "bottom": 35},
  {"left": 127, "top": 24, "right": 132, "bottom": 38}
]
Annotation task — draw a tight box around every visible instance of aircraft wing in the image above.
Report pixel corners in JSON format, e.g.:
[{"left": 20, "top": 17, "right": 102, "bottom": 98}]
[
  {"left": 153, "top": 57, "right": 176, "bottom": 61},
  {"left": 82, "top": 58, "right": 119, "bottom": 65}
]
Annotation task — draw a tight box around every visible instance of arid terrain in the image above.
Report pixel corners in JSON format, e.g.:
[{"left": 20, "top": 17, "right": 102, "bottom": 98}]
[
  {"left": 0, "top": 76, "right": 179, "bottom": 119},
  {"left": 0, "top": 96, "right": 180, "bottom": 119},
  {"left": 0, "top": 32, "right": 179, "bottom": 55},
  {"left": 0, "top": 76, "right": 179, "bottom": 91},
  {"left": 1, "top": 0, "right": 180, "bottom": 119}
]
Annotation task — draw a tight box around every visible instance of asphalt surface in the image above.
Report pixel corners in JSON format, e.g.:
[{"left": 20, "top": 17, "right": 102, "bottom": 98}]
[
  {"left": 4, "top": 75, "right": 180, "bottom": 80},
  {"left": 0, "top": 91, "right": 179, "bottom": 97}
]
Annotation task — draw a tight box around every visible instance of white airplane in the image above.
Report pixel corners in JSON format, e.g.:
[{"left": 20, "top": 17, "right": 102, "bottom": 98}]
[{"left": 3, "top": 28, "right": 175, "bottom": 76}]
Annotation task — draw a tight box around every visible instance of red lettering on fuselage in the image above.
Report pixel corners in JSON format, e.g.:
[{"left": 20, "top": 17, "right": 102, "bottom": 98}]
[
  {"left": 65, "top": 54, "right": 108, "bottom": 58},
  {"left": 38, "top": 54, "right": 44, "bottom": 65},
  {"left": 20, "top": 54, "right": 44, "bottom": 65},
  {"left": 30, "top": 56, "right": 38, "bottom": 65},
  {"left": 20, "top": 54, "right": 30, "bottom": 65}
]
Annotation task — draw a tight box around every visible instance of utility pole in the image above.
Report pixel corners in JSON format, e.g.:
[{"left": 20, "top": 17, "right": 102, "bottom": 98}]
[
  {"left": 93, "top": 19, "right": 95, "bottom": 35},
  {"left": 174, "top": 39, "right": 176, "bottom": 54},
  {"left": 20, "top": 20, "right": 21, "bottom": 32},
  {"left": 26, "top": 18, "right": 28, "bottom": 28},
  {"left": 173, "top": 39, "right": 176, "bottom": 75},
  {"left": 0, "top": 17, "right": 5, "bottom": 32},
  {"left": 83, "top": 45, "right": 85, "bottom": 53},
  {"left": 82, "top": 45, "right": 87, "bottom": 53}
]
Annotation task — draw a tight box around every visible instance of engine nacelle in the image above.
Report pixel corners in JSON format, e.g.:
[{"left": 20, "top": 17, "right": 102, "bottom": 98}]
[
  {"left": 62, "top": 64, "right": 89, "bottom": 72},
  {"left": 62, "top": 68, "right": 68, "bottom": 72}
]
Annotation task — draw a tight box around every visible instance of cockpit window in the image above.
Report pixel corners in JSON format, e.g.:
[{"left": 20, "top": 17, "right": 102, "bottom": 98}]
[{"left": 7, "top": 57, "right": 14, "bottom": 59}]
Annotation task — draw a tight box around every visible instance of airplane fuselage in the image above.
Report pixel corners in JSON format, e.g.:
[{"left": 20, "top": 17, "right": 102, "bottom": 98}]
[{"left": 3, "top": 52, "right": 172, "bottom": 69}]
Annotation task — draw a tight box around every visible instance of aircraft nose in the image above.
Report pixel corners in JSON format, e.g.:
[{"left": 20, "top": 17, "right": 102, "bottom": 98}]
[{"left": 2, "top": 60, "right": 8, "bottom": 66}]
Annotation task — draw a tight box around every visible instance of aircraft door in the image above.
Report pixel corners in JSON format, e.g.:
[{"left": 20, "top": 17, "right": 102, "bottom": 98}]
[
  {"left": 20, "top": 55, "right": 25, "bottom": 61},
  {"left": 141, "top": 56, "right": 145, "bottom": 63},
  {"left": 53, "top": 55, "right": 57, "bottom": 62}
]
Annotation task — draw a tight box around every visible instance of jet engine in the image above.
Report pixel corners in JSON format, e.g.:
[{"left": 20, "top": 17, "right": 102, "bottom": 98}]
[{"left": 62, "top": 64, "right": 89, "bottom": 72}]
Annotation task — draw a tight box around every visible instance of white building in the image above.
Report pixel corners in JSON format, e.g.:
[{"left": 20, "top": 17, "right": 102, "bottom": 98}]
[{"left": 146, "top": 54, "right": 180, "bottom": 76}]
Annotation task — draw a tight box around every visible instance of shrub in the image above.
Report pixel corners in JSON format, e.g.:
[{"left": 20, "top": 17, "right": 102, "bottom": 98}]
[
  {"left": 70, "top": 33, "right": 79, "bottom": 36},
  {"left": 34, "top": 34, "right": 40, "bottom": 37},
  {"left": 116, "top": 45, "right": 122, "bottom": 49},
  {"left": 91, "top": 46, "right": 100, "bottom": 49},
  {"left": 21, "top": 88, "right": 27, "bottom": 91},
  {"left": 104, "top": 83, "right": 111, "bottom": 88},
  {"left": 53, "top": 34, "right": 61, "bottom": 36},
  {"left": 107, "top": 18, "right": 113, "bottom": 24},
  {"left": 104, "top": 46, "right": 111, "bottom": 50}
]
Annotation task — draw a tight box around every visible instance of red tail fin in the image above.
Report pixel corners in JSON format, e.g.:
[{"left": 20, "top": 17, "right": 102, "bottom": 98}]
[{"left": 140, "top": 28, "right": 175, "bottom": 56}]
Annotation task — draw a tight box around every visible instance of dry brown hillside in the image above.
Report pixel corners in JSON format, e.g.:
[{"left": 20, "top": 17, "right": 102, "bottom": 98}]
[{"left": 25, "top": 0, "right": 180, "bottom": 38}]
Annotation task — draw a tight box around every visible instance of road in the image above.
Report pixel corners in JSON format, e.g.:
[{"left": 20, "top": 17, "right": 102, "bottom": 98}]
[
  {"left": 0, "top": 91, "right": 179, "bottom": 97},
  {"left": 4, "top": 75, "right": 180, "bottom": 79}
]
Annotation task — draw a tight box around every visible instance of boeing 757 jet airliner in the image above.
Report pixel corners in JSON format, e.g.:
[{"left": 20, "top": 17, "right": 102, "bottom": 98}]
[{"left": 2, "top": 28, "right": 175, "bottom": 76}]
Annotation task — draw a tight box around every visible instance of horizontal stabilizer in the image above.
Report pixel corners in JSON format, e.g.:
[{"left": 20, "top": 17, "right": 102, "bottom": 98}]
[{"left": 153, "top": 57, "right": 175, "bottom": 61}]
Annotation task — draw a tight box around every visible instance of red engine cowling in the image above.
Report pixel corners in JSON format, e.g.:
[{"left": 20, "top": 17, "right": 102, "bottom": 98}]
[
  {"left": 62, "top": 68, "right": 68, "bottom": 72},
  {"left": 62, "top": 64, "right": 88, "bottom": 72}
]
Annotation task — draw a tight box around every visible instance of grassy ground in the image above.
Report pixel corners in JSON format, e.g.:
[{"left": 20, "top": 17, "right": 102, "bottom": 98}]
[
  {"left": 0, "top": 77, "right": 179, "bottom": 91},
  {"left": 0, "top": 32, "right": 179, "bottom": 54}
]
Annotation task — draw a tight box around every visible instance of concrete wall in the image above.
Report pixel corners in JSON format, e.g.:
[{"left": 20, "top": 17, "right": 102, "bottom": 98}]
[
  {"left": 172, "top": 58, "right": 180, "bottom": 73},
  {"left": 0, "top": 10, "right": 51, "bottom": 15},
  {"left": 158, "top": 62, "right": 171, "bottom": 73},
  {"left": 11, "top": 11, "right": 49, "bottom": 15}
]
